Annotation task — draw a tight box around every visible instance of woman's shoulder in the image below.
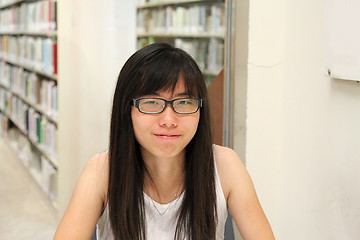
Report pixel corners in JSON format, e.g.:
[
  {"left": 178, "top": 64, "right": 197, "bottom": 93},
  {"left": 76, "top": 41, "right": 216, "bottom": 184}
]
[
  {"left": 86, "top": 150, "right": 109, "bottom": 172},
  {"left": 83, "top": 150, "right": 109, "bottom": 204},
  {"left": 213, "top": 144, "right": 243, "bottom": 169},
  {"left": 85, "top": 150, "right": 109, "bottom": 182},
  {"left": 213, "top": 145, "right": 246, "bottom": 202}
]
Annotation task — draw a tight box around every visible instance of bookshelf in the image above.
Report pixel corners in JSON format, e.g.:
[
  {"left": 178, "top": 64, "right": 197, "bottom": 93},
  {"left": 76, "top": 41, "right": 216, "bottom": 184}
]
[
  {"left": 137, "top": 1, "right": 239, "bottom": 238},
  {"left": 136, "top": 0, "right": 225, "bottom": 84},
  {"left": 0, "top": 0, "right": 58, "bottom": 209}
]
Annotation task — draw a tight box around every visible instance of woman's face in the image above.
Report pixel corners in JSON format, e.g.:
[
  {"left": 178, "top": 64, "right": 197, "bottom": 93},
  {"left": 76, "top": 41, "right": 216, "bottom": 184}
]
[{"left": 131, "top": 77, "right": 200, "bottom": 160}]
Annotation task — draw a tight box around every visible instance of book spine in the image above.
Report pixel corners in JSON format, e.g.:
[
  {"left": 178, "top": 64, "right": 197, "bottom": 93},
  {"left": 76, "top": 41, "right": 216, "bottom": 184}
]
[
  {"left": 40, "top": 80, "right": 45, "bottom": 109},
  {"left": 53, "top": 41, "right": 57, "bottom": 75},
  {"left": 47, "top": 39, "right": 53, "bottom": 74},
  {"left": 49, "top": 0, "right": 53, "bottom": 30},
  {"left": 0, "top": 111, "right": 8, "bottom": 136},
  {"left": 54, "top": 0, "right": 57, "bottom": 30}
]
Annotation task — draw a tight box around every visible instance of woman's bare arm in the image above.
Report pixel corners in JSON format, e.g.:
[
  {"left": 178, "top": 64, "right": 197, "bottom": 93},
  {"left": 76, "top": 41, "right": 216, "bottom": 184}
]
[{"left": 215, "top": 145, "right": 275, "bottom": 240}]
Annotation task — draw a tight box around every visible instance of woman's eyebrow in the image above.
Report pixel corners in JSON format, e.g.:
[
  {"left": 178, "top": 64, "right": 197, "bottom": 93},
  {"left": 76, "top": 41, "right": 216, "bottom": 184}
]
[
  {"left": 142, "top": 91, "right": 193, "bottom": 98},
  {"left": 142, "top": 92, "right": 160, "bottom": 97},
  {"left": 174, "top": 91, "right": 191, "bottom": 97}
]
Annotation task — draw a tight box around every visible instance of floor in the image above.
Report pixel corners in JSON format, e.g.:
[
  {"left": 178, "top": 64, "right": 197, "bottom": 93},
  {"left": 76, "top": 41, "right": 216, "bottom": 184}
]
[{"left": 0, "top": 137, "right": 58, "bottom": 240}]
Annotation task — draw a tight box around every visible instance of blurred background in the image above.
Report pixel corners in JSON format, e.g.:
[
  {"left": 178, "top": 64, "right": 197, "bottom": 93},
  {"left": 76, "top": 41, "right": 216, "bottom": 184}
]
[{"left": 0, "top": 0, "right": 359, "bottom": 239}]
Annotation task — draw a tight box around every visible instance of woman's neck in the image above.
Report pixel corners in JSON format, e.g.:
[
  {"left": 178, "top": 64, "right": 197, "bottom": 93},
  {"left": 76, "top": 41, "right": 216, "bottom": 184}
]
[{"left": 142, "top": 149, "right": 185, "bottom": 204}]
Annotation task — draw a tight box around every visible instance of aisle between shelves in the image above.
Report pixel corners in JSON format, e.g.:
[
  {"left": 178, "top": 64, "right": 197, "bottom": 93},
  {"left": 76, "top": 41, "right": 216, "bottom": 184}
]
[{"left": 0, "top": 119, "right": 58, "bottom": 208}]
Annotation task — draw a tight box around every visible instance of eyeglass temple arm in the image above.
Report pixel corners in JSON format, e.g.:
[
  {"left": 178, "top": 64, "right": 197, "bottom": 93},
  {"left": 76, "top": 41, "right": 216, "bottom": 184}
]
[{"left": 132, "top": 99, "right": 138, "bottom": 107}]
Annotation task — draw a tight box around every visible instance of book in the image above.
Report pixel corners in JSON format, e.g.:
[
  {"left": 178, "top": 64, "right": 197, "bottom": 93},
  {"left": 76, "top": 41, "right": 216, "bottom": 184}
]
[
  {"left": 0, "top": 86, "right": 10, "bottom": 116},
  {"left": 41, "top": 156, "right": 57, "bottom": 200},
  {"left": 0, "top": 1, "right": 57, "bottom": 32},
  {"left": 0, "top": 36, "right": 57, "bottom": 75},
  {"left": 137, "top": 3, "right": 225, "bottom": 35},
  {"left": 174, "top": 37, "right": 224, "bottom": 73},
  {"left": 52, "top": 41, "right": 57, "bottom": 74},
  {"left": 0, "top": 111, "right": 8, "bottom": 136}
]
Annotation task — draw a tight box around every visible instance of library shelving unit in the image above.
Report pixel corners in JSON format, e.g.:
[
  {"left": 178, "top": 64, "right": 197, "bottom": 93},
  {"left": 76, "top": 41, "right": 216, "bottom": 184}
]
[
  {"left": 136, "top": 0, "right": 225, "bottom": 84},
  {"left": 136, "top": 1, "right": 236, "bottom": 238},
  {"left": 0, "top": 0, "right": 58, "bottom": 209}
]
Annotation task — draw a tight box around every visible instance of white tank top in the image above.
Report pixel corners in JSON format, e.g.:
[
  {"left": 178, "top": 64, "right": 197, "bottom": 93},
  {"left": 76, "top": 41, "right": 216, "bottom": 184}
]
[{"left": 96, "top": 158, "right": 228, "bottom": 240}]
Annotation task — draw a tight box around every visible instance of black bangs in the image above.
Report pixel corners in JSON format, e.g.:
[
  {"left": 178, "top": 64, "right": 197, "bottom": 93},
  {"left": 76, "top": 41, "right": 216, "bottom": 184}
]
[{"left": 131, "top": 43, "right": 205, "bottom": 99}]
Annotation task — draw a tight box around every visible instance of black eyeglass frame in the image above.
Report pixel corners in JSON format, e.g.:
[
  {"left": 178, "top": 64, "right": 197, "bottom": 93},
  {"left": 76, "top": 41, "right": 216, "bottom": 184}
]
[{"left": 132, "top": 97, "right": 203, "bottom": 114}]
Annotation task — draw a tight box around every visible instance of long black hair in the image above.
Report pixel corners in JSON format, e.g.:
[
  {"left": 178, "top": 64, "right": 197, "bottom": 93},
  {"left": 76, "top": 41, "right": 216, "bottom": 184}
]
[{"left": 108, "top": 43, "right": 217, "bottom": 239}]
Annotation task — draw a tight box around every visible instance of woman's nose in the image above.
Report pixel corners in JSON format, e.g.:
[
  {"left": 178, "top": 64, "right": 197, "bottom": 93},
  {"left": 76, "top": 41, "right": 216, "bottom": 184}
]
[{"left": 159, "top": 104, "right": 178, "bottom": 127}]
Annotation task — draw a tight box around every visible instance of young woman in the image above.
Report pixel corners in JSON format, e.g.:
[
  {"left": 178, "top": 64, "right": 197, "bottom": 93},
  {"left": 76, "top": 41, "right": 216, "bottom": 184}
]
[{"left": 54, "top": 43, "right": 275, "bottom": 240}]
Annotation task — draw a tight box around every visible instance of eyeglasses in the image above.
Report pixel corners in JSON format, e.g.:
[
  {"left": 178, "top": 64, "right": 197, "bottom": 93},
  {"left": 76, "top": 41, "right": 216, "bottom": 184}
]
[{"left": 132, "top": 97, "right": 202, "bottom": 114}]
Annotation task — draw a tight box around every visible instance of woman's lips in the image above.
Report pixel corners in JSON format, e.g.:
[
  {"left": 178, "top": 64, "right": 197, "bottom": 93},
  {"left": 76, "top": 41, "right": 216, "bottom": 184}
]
[{"left": 154, "top": 134, "right": 181, "bottom": 140}]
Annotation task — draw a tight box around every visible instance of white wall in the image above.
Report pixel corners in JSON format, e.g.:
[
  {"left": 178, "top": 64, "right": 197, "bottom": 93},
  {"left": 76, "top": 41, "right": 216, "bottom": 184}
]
[
  {"left": 234, "top": 0, "right": 360, "bottom": 239},
  {"left": 58, "top": 0, "right": 136, "bottom": 217}
]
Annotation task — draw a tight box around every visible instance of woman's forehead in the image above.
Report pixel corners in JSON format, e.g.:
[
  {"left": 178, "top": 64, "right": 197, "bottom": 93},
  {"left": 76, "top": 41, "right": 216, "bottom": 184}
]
[
  {"left": 156, "top": 77, "right": 185, "bottom": 93},
  {"left": 135, "top": 71, "right": 199, "bottom": 99},
  {"left": 154, "top": 77, "right": 198, "bottom": 98}
]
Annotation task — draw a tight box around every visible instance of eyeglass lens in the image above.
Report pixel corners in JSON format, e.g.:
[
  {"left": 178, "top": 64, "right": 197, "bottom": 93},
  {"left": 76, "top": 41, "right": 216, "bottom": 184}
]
[{"left": 138, "top": 98, "right": 199, "bottom": 114}]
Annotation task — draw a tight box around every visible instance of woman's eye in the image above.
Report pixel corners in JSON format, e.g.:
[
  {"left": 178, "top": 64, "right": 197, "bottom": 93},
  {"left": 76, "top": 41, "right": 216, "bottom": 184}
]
[
  {"left": 178, "top": 101, "right": 189, "bottom": 105},
  {"left": 143, "top": 100, "right": 158, "bottom": 105},
  {"left": 177, "top": 99, "right": 194, "bottom": 105}
]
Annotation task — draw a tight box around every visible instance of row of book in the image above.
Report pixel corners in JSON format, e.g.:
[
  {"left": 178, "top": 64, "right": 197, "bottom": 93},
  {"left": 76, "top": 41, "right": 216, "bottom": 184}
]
[
  {"left": 137, "top": 0, "right": 211, "bottom": 5},
  {"left": 0, "top": 60, "right": 9, "bottom": 86},
  {"left": 136, "top": 0, "right": 179, "bottom": 5},
  {"left": 0, "top": 62, "right": 58, "bottom": 117},
  {"left": 175, "top": 38, "right": 224, "bottom": 73},
  {"left": 41, "top": 155, "right": 57, "bottom": 202},
  {"left": 0, "top": 86, "right": 9, "bottom": 112},
  {"left": 0, "top": 35, "right": 57, "bottom": 75},
  {"left": 7, "top": 89, "right": 28, "bottom": 130},
  {"left": 138, "top": 37, "right": 223, "bottom": 74},
  {"left": 137, "top": 3, "right": 225, "bottom": 34},
  {"left": 28, "top": 107, "right": 57, "bottom": 157},
  {"left": 0, "top": 0, "right": 57, "bottom": 32},
  {"left": 0, "top": 86, "right": 57, "bottom": 157},
  {"left": 2, "top": 125, "right": 57, "bottom": 203},
  {"left": 137, "top": 38, "right": 224, "bottom": 73}
]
